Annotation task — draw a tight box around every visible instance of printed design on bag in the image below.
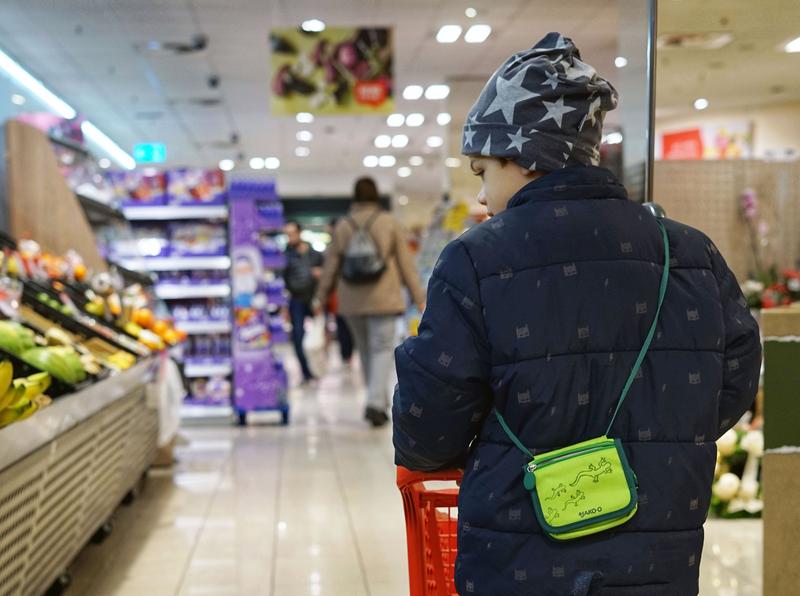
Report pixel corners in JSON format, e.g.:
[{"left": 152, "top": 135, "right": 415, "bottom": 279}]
[
  {"left": 569, "top": 457, "right": 613, "bottom": 486},
  {"left": 545, "top": 507, "right": 560, "bottom": 521},
  {"left": 544, "top": 483, "right": 568, "bottom": 502},
  {"left": 562, "top": 490, "right": 586, "bottom": 511}
]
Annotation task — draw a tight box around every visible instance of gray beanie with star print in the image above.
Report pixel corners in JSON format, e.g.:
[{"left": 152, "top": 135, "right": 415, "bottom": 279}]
[{"left": 462, "top": 32, "right": 618, "bottom": 172}]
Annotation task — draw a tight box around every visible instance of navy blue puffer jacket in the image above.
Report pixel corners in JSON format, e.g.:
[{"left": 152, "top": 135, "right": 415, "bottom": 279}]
[{"left": 393, "top": 166, "right": 761, "bottom": 596}]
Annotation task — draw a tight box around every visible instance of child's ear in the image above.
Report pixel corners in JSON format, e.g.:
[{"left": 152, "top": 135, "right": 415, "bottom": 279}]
[{"left": 513, "top": 163, "right": 539, "bottom": 179}]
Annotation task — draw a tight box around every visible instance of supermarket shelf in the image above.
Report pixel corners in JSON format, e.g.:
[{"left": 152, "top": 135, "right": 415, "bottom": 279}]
[
  {"left": 117, "top": 255, "right": 231, "bottom": 272},
  {"left": 184, "top": 360, "right": 232, "bottom": 378},
  {"left": 175, "top": 320, "right": 232, "bottom": 334},
  {"left": 123, "top": 205, "right": 228, "bottom": 221},
  {"left": 155, "top": 284, "right": 231, "bottom": 300},
  {"left": 50, "top": 135, "right": 89, "bottom": 156},
  {"left": 181, "top": 403, "right": 233, "bottom": 419},
  {"left": 77, "top": 193, "right": 126, "bottom": 225}
]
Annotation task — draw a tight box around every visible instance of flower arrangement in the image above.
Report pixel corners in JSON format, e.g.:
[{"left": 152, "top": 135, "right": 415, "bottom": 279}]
[{"left": 711, "top": 426, "right": 764, "bottom": 518}]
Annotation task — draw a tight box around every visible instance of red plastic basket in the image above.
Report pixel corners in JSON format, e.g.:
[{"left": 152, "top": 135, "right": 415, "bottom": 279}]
[{"left": 397, "top": 467, "right": 462, "bottom": 596}]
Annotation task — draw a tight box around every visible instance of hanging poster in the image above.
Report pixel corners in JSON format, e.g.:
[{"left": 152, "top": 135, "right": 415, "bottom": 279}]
[
  {"left": 270, "top": 26, "right": 394, "bottom": 115},
  {"left": 661, "top": 121, "right": 753, "bottom": 160}
]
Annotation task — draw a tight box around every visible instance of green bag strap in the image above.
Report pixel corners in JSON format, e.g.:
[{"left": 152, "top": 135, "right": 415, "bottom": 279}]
[{"left": 494, "top": 218, "right": 670, "bottom": 456}]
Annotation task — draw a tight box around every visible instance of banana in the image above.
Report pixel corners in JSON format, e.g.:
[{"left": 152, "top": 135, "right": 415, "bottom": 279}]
[
  {"left": 26, "top": 372, "right": 51, "bottom": 394},
  {"left": 0, "top": 360, "right": 13, "bottom": 397},
  {"left": 0, "top": 385, "right": 22, "bottom": 411},
  {"left": 1, "top": 385, "right": 26, "bottom": 410},
  {"left": 0, "top": 405, "right": 21, "bottom": 427},
  {"left": 13, "top": 401, "right": 38, "bottom": 422}
]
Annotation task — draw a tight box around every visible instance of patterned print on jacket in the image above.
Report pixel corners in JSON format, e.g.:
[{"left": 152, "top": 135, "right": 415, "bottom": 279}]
[{"left": 392, "top": 165, "right": 761, "bottom": 596}]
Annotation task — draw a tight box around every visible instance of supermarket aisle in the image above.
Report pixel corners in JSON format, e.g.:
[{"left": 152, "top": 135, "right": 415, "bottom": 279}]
[{"left": 66, "top": 362, "right": 762, "bottom": 596}]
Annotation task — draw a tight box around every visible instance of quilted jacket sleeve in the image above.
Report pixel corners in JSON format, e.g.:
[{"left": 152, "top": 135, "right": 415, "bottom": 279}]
[
  {"left": 393, "top": 239, "right": 493, "bottom": 471},
  {"left": 710, "top": 244, "right": 762, "bottom": 437}
]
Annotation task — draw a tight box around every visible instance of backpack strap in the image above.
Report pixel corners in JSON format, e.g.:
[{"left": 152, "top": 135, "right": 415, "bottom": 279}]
[{"left": 494, "top": 218, "right": 671, "bottom": 456}]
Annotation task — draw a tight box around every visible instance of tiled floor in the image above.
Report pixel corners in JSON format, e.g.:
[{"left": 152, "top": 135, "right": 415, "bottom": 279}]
[{"left": 67, "top": 361, "right": 763, "bottom": 596}]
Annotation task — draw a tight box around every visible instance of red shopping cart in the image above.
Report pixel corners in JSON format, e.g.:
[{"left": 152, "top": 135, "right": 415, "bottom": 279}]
[{"left": 397, "top": 467, "right": 463, "bottom": 596}]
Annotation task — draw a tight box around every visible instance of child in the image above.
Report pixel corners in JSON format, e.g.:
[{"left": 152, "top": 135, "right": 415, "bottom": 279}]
[{"left": 392, "top": 32, "right": 760, "bottom": 595}]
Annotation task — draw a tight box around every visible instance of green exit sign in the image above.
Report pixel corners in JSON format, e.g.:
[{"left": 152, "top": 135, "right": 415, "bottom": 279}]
[{"left": 133, "top": 142, "right": 167, "bottom": 163}]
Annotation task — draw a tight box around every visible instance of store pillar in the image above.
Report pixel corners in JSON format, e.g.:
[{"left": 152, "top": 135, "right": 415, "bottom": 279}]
[{"left": 760, "top": 306, "right": 800, "bottom": 595}]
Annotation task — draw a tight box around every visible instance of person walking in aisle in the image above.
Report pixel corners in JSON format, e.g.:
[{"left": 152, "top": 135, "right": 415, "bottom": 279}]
[
  {"left": 283, "top": 220, "right": 323, "bottom": 384},
  {"left": 325, "top": 217, "right": 355, "bottom": 367},
  {"left": 314, "top": 177, "right": 425, "bottom": 427},
  {"left": 392, "top": 33, "right": 761, "bottom": 595}
]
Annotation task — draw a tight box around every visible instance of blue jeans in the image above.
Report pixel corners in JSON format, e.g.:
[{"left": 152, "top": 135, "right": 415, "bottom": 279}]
[{"left": 289, "top": 298, "right": 314, "bottom": 380}]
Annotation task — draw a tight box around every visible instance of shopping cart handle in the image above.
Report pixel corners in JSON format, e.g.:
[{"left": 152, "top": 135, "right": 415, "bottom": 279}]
[{"left": 396, "top": 466, "right": 463, "bottom": 489}]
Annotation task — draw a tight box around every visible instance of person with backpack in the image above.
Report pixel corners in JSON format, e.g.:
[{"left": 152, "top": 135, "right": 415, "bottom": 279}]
[
  {"left": 283, "top": 220, "right": 323, "bottom": 384},
  {"left": 392, "top": 33, "right": 761, "bottom": 594},
  {"left": 313, "top": 177, "right": 425, "bottom": 427}
]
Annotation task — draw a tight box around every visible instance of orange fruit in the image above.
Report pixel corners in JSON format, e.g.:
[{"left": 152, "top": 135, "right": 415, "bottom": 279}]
[
  {"left": 133, "top": 308, "right": 155, "bottom": 328},
  {"left": 152, "top": 320, "right": 168, "bottom": 337},
  {"left": 74, "top": 264, "right": 87, "bottom": 281}
]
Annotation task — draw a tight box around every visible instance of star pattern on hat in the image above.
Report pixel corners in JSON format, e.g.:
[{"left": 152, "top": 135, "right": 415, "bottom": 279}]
[
  {"left": 464, "top": 122, "right": 477, "bottom": 148},
  {"left": 539, "top": 96, "right": 576, "bottom": 128},
  {"left": 580, "top": 96, "right": 603, "bottom": 131},
  {"left": 481, "top": 66, "right": 541, "bottom": 124},
  {"left": 481, "top": 134, "right": 493, "bottom": 156},
  {"left": 542, "top": 70, "right": 560, "bottom": 90},
  {"left": 506, "top": 127, "right": 532, "bottom": 153},
  {"left": 562, "top": 57, "right": 596, "bottom": 81}
]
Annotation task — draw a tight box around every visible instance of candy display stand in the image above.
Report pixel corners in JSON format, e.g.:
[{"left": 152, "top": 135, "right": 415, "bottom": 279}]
[{"left": 229, "top": 180, "right": 289, "bottom": 426}]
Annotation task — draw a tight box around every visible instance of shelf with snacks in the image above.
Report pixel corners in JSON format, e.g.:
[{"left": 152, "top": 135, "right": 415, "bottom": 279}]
[{"left": 103, "top": 167, "right": 235, "bottom": 415}]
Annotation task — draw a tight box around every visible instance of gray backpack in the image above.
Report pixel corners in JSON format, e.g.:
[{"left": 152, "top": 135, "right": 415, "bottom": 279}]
[{"left": 341, "top": 212, "right": 387, "bottom": 283}]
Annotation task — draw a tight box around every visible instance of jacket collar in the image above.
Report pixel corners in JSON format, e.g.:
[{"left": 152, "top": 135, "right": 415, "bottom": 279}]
[{"left": 506, "top": 165, "right": 628, "bottom": 209}]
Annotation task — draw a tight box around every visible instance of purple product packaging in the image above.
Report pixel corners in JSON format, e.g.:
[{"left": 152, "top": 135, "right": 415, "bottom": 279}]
[
  {"left": 167, "top": 168, "right": 227, "bottom": 206},
  {"left": 108, "top": 170, "right": 168, "bottom": 207},
  {"left": 170, "top": 223, "right": 228, "bottom": 257},
  {"left": 229, "top": 180, "right": 288, "bottom": 412}
]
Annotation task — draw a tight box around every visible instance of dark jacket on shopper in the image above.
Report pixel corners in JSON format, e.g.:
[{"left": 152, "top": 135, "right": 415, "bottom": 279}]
[
  {"left": 315, "top": 203, "right": 425, "bottom": 317},
  {"left": 284, "top": 242, "right": 323, "bottom": 304},
  {"left": 392, "top": 166, "right": 761, "bottom": 596}
]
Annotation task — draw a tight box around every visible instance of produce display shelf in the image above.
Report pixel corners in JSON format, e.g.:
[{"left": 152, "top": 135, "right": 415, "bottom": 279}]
[
  {"left": 155, "top": 284, "right": 231, "bottom": 300},
  {"left": 123, "top": 205, "right": 229, "bottom": 221},
  {"left": 0, "top": 357, "right": 159, "bottom": 596},
  {"left": 117, "top": 256, "right": 231, "bottom": 272},
  {"left": 0, "top": 358, "right": 156, "bottom": 472},
  {"left": 175, "top": 320, "right": 232, "bottom": 335}
]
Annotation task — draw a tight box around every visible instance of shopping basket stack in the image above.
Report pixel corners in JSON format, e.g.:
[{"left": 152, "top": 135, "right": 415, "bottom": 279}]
[{"left": 397, "top": 467, "right": 463, "bottom": 596}]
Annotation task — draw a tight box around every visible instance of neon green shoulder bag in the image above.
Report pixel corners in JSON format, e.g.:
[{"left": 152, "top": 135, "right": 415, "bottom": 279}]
[{"left": 494, "top": 220, "right": 670, "bottom": 541}]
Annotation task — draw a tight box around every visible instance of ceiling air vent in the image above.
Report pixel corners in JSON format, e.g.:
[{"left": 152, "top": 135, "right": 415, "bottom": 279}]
[
  {"left": 658, "top": 32, "right": 733, "bottom": 50},
  {"left": 146, "top": 34, "right": 208, "bottom": 55}
]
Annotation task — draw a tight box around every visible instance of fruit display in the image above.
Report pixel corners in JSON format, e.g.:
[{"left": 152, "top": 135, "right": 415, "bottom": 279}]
[
  {"left": 21, "top": 346, "right": 87, "bottom": 385},
  {"left": 0, "top": 360, "right": 52, "bottom": 429},
  {"left": 0, "top": 321, "right": 37, "bottom": 356}
]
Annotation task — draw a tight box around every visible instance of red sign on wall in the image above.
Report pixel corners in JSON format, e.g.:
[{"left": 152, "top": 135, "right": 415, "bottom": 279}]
[{"left": 662, "top": 129, "right": 703, "bottom": 160}]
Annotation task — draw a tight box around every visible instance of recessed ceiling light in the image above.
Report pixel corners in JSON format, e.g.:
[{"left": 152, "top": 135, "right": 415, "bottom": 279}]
[
  {"left": 602, "top": 132, "right": 624, "bottom": 145},
  {"left": 295, "top": 146, "right": 311, "bottom": 157},
  {"left": 264, "top": 157, "right": 281, "bottom": 169},
  {"left": 296, "top": 130, "right": 313, "bottom": 142},
  {"left": 409, "top": 155, "right": 424, "bottom": 166},
  {"left": 465, "top": 7, "right": 478, "bottom": 18},
  {"left": 11, "top": 93, "right": 25, "bottom": 105},
  {"left": 391, "top": 134, "right": 409, "bottom": 148},
  {"left": 398, "top": 195, "right": 410, "bottom": 205},
  {"left": 403, "top": 85, "right": 424, "bottom": 100},
  {"left": 615, "top": 56, "right": 628, "bottom": 68},
  {"left": 426, "top": 136, "right": 444, "bottom": 148},
  {"left": 387, "top": 113, "right": 405, "bottom": 127},
  {"left": 301, "top": 19, "right": 326, "bottom": 33},
  {"left": 397, "top": 166, "right": 412, "bottom": 178},
  {"left": 378, "top": 155, "right": 396, "bottom": 167},
  {"left": 445, "top": 157, "right": 462, "bottom": 168},
  {"left": 374, "top": 134, "right": 392, "bottom": 148},
  {"left": 249, "top": 157, "right": 264, "bottom": 169},
  {"left": 425, "top": 84, "right": 450, "bottom": 100},
  {"left": 405, "top": 113, "right": 425, "bottom": 127},
  {"left": 437, "top": 112, "right": 452, "bottom": 126},
  {"left": 694, "top": 98, "right": 709, "bottom": 110},
  {"left": 464, "top": 25, "right": 492, "bottom": 44},
  {"left": 363, "top": 155, "right": 379, "bottom": 168},
  {"left": 436, "top": 25, "right": 462, "bottom": 44},
  {"left": 98, "top": 157, "right": 112, "bottom": 169},
  {"left": 296, "top": 112, "right": 314, "bottom": 123},
  {"left": 784, "top": 36, "right": 800, "bottom": 53}
]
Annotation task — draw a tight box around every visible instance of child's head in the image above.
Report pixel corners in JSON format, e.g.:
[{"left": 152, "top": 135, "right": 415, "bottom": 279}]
[{"left": 462, "top": 32, "right": 618, "bottom": 215}]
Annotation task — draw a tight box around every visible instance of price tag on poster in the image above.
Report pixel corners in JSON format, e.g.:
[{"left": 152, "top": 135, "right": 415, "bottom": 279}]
[{"left": 270, "top": 26, "right": 394, "bottom": 115}]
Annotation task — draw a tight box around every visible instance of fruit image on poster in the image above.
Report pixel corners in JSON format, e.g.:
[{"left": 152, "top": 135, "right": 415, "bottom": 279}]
[{"left": 270, "top": 27, "right": 393, "bottom": 115}]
